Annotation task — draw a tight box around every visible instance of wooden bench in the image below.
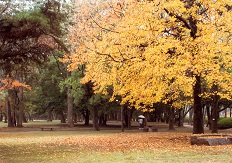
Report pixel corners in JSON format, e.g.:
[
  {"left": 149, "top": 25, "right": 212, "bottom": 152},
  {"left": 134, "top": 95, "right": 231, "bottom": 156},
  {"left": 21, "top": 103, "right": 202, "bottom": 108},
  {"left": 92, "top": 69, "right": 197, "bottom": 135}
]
[{"left": 41, "top": 127, "right": 53, "bottom": 131}]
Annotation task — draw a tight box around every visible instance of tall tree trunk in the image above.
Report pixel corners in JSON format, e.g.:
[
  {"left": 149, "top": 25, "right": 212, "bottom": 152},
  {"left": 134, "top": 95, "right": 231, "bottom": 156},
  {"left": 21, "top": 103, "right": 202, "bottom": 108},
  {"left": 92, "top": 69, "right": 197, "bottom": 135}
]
[
  {"left": 206, "top": 104, "right": 212, "bottom": 129},
  {"left": 193, "top": 75, "right": 204, "bottom": 134},
  {"left": 189, "top": 107, "right": 193, "bottom": 125},
  {"left": 67, "top": 85, "right": 74, "bottom": 127},
  {"left": 47, "top": 108, "right": 53, "bottom": 121},
  {"left": 124, "top": 106, "right": 128, "bottom": 127},
  {"left": 117, "top": 110, "right": 120, "bottom": 122},
  {"left": 121, "top": 105, "right": 124, "bottom": 132},
  {"left": 99, "top": 113, "right": 104, "bottom": 126},
  {"left": 23, "top": 113, "right": 27, "bottom": 123},
  {"left": 168, "top": 107, "right": 175, "bottom": 130},
  {"left": 6, "top": 96, "right": 13, "bottom": 127},
  {"left": 58, "top": 112, "right": 66, "bottom": 123},
  {"left": 17, "top": 86, "right": 24, "bottom": 127},
  {"left": 93, "top": 105, "right": 100, "bottom": 131},
  {"left": 224, "top": 107, "right": 227, "bottom": 118},
  {"left": 178, "top": 108, "right": 184, "bottom": 127},
  {"left": 26, "top": 111, "right": 32, "bottom": 121},
  {"left": 67, "top": 72, "right": 74, "bottom": 127},
  {"left": 103, "top": 114, "right": 107, "bottom": 126},
  {"left": 73, "top": 113, "right": 77, "bottom": 123},
  {"left": 144, "top": 111, "right": 148, "bottom": 128},
  {"left": 211, "top": 84, "right": 219, "bottom": 133},
  {"left": 127, "top": 108, "right": 133, "bottom": 129},
  {"left": 99, "top": 114, "right": 107, "bottom": 126},
  {"left": 12, "top": 108, "right": 16, "bottom": 126},
  {"left": 3, "top": 112, "right": 7, "bottom": 123},
  {"left": 0, "top": 111, "right": 2, "bottom": 121},
  {"left": 165, "top": 108, "right": 169, "bottom": 124},
  {"left": 83, "top": 109, "right": 90, "bottom": 125},
  {"left": 124, "top": 106, "right": 132, "bottom": 129}
]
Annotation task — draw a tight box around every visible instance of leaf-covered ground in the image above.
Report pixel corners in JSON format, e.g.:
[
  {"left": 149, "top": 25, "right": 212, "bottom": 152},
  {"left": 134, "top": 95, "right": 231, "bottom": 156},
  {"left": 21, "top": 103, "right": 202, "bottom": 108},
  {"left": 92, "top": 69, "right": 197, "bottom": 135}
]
[
  {"left": 0, "top": 121, "right": 232, "bottom": 162},
  {"left": 1, "top": 131, "right": 232, "bottom": 163},
  {"left": 55, "top": 132, "right": 191, "bottom": 152}
]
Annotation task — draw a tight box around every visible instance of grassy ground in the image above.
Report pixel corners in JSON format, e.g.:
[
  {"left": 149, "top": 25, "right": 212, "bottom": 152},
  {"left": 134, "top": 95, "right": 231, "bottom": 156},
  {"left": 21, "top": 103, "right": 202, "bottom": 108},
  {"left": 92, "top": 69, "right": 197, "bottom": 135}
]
[{"left": 0, "top": 121, "right": 232, "bottom": 163}]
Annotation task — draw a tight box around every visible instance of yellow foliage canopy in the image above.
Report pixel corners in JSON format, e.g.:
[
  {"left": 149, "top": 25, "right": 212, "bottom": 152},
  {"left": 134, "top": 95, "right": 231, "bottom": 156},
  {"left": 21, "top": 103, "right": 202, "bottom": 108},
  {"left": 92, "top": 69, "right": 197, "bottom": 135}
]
[{"left": 65, "top": 0, "right": 232, "bottom": 108}]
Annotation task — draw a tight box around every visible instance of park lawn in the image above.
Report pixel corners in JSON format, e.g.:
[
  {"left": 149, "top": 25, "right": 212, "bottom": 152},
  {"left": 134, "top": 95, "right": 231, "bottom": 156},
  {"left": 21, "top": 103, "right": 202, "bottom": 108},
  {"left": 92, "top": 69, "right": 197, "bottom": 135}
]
[{"left": 0, "top": 129, "right": 232, "bottom": 163}]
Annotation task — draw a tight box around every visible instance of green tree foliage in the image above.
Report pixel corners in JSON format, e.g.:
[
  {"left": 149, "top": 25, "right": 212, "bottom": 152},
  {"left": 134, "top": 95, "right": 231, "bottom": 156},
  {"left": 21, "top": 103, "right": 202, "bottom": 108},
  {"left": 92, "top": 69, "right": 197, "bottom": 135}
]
[
  {"left": 25, "top": 55, "right": 67, "bottom": 121},
  {"left": 0, "top": 0, "right": 71, "bottom": 126},
  {"left": 0, "top": 0, "right": 70, "bottom": 73}
]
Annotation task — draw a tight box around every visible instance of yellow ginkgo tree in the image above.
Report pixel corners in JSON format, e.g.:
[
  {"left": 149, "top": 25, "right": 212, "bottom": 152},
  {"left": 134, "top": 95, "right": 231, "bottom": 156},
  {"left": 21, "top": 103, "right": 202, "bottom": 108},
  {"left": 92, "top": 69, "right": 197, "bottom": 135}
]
[{"left": 64, "top": 0, "right": 232, "bottom": 134}]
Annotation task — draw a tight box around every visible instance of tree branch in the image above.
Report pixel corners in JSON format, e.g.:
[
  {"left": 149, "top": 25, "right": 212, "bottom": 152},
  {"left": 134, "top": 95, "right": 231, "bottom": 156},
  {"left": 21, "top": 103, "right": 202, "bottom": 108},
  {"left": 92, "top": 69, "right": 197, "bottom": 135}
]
[
  {"left": 0, "top": 3, "right": 10, "bottom": 15},
  {"left": 164, "top": 8, "right": 197, "bottom": 38},
  {"left": 164, "top": 8, "right": 191, "bottom": 30},
  {"left": 90, "top": 16, "right": 119, "bottom": 33},
  {"left": 218, "top": 102, "right": 232, "bottom": 112},
  {"left": 40, "top": 29, "right": 70, "bottom": 54}
]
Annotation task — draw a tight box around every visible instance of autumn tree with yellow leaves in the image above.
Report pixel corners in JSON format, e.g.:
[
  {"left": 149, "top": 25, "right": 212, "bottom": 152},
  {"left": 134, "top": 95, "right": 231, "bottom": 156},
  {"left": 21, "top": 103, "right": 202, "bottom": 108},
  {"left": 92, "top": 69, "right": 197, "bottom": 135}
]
[
  {"left": 0, "top": 78, "right": 31, "bottom": 127},
  {"left": 65, "top": 0, "right": 232, "bottom": 134}
]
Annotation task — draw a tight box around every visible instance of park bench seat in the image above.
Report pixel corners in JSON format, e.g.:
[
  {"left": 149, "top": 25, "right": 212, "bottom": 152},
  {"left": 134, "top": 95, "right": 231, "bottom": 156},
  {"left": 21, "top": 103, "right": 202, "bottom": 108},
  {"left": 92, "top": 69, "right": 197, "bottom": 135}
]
[{"left": 41, "top": 127, "right": 53, "bottom": 131}]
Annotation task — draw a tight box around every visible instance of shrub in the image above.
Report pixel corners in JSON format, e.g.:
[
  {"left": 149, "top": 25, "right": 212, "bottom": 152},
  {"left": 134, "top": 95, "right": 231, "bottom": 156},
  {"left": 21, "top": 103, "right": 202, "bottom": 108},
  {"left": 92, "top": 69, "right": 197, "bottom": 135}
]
[{"left": 217, "top": 117, "right": 232, "bottom": 129}]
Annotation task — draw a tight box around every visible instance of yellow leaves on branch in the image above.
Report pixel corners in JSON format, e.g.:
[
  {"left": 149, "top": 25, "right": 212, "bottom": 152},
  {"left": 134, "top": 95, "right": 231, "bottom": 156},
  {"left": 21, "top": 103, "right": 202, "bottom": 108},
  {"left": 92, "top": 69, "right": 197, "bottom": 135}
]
[
  {"left": 0, "top": 78, "right": 31, "bottom": 91},
  {"left": 65, "top": 0, "right": 232, "bottom": 107}
]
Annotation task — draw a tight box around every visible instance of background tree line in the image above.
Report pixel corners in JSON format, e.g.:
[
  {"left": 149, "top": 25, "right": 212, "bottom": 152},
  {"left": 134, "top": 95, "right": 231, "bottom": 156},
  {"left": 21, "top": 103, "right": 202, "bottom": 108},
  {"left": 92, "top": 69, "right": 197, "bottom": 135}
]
[{"left": 0, "top": 0, "right": 232, "bottom": 134}]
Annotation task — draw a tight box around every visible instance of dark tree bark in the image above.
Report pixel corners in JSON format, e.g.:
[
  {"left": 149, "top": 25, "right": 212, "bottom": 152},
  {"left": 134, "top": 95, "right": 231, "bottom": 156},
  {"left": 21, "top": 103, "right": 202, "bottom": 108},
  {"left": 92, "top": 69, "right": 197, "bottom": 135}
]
[
  {"left": 82, "top": 109, "right": 90, "bottom": 125},
  {"left": 124, "top": 106, "right": 128, "bottom": 127},
  {"left": 165, "top": 108, "right": 169, "bottom": 124},
  {"left": 211, "top": 84, "right": 219, "bottom": 133},
  {"left": 127, "top": 108, "right": 133, "bottom": 129},
  {"left": 3, "top": 112, "right": 7, "bottom": 123},
  {"left": 23, "top": 113, "right": 27, "bottom": 123},
  {"left": 6, "top": 96, "right": 13, "bottom": 127},
  {"left": 99, "top": 114, "right": 107, "bottom": 126},
  {"left": 206, "top": 104, "right": 212, "bottom": 129},
  {"left": 67, "top": 71, "right": 74, "bottom": 127},
  {"left": 26, "top": 111, "right": 32, "bottom": 121},
  {"left": 168, "top": 107, "right": 175, "bottom": 130},
  {"left": 73, "top": 113, "right": 77, "bottom": 123},
  {"left": 123, "top": 106, "right": 132, "bottom": 129},
  {"left": 93, "top": 105, "right": 100, "bottom": 131},
  {"left": 193, "top": 75, "right": 204, "bottom": 134},
  {"left": 17, "top": 85, "right": 24, "bottom": 127},
  {"left": 144, "top": 111, "right": 148, "bottom": 128},
  {"left": 0, "top": 111, "right": 2, "bottom": 121},
  {"left": 178, "top": 108, "right": 184, "bottom": 127},
  {"left": 121, "top": 105, "right": 124, "bottom": 132},
  {"left": 47, "top": 108, "right": 53, "bottom": 121},
  {"left": 188, "top": 107, "right": 193, "bottom": 125},
  {"left": 58, "top": 112, "right": 66, "bottom": 123},
  {"left": 103, "top": 114, "right": 107, "bottom": 126}
]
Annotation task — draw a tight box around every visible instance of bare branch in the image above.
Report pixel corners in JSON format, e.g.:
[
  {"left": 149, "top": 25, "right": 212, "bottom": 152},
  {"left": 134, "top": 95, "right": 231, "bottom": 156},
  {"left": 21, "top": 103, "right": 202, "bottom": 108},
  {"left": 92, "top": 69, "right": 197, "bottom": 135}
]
[
  {"left": 40, "top": 28, "right": 70, "bottom": 54},
  {"left": 0, "top": 3, "right": 10, "bottom": 15},
  {"left": 164, "top": 8, "right": 191, "bottom": 30},
  {"left": 164, "top": 8, "right": 197, "bottom": 38},
  {"left": 90, "top": 16, "right": 119, "bottom": 33}
]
